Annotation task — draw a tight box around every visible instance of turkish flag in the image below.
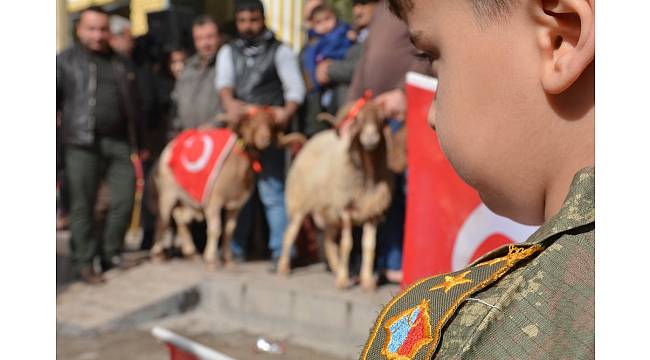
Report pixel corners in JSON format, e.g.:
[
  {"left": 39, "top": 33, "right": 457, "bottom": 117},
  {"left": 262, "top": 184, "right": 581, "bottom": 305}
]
[
  {"left": 402, "top": 72, "right": 537, "bottom": 287},
  {"left": 168, "top": 129, "right": 237, "bottom": 204}
]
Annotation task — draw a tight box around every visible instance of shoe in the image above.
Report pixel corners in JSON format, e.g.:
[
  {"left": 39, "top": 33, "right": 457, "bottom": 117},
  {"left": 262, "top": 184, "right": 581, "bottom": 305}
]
[
  {"left": 101, "top": 255, "right": 140, "bottom": 272},
  {"left": 268, "top": 259, "right": 279, "bottom": 273},
  {"left": 79, "top": 267, "right": 106, "bottom": 285}
]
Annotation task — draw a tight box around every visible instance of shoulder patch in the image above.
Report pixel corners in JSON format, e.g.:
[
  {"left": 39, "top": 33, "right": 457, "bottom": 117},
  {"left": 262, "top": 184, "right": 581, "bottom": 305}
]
[{"left": 361, "top": 244, "right": 543, "bottom": 360}]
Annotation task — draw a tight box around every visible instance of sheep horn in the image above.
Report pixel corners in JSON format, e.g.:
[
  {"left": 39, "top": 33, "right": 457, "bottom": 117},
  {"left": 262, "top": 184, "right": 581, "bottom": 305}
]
[
  {"left": 214, "top": 113, "right": 231, "bottom": 123},
  {"left": 317, "top": 112, "right": 338, "bottom": 126},
  {"left": 277, "top": 132, "right": 307, "bottom": 147}
]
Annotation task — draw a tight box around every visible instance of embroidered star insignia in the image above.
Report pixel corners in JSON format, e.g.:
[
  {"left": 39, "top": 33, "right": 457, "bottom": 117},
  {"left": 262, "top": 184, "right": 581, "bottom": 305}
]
[{"left": 429, "top": 270, "right": 472, "bottom": 293}]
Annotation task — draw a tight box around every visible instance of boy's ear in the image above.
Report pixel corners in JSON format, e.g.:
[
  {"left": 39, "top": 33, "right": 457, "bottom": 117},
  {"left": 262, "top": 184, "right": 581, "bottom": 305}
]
[{"left": 535, "top": 0, "right": 595, "bottom": 94}]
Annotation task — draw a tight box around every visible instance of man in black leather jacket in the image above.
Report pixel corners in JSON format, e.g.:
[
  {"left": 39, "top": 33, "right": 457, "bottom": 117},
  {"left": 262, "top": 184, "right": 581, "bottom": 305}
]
[{"left": 56, "top": 6, "right": 142, "bottom": 284}]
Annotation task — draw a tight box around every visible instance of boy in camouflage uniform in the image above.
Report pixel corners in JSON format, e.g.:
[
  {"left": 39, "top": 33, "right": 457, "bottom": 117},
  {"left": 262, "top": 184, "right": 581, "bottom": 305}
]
[{"left": 361, "top": 0, "right": 594, "bottom": 359}]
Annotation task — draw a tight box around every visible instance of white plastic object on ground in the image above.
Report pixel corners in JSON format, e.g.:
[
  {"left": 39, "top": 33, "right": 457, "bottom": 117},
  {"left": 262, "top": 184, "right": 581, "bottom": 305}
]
[{"left": 151, "top": 326, "right": 237, "bottom": 360}]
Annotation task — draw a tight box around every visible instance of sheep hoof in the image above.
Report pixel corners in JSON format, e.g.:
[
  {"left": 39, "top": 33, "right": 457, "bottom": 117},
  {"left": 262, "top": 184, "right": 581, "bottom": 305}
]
[
  {"left": 335, "top": 276, "right": 352, "bottom": 290},
  {"left": 185, "top": 254, "right": 201, "bottom": 262},
  {"left": 205, "top": 260, "right": 220, "bottom": 271},
  {"left": 277, "top": 261, "right": 291, "bottom": 276},
  {"left": 151, "top": 253, "right": 166, "bottom": 263},
  {"left": 360, "top": 277, "right": 377, "bottom": 292}
]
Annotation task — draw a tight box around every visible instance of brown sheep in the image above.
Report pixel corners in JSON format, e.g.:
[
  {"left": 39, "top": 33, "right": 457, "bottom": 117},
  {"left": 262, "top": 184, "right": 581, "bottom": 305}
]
[
  {"left": 277, "top": 101, "right": 397, "bottom": 290},
  {"left": 151, "top": 109, "right": 305, "bottom": 269}
]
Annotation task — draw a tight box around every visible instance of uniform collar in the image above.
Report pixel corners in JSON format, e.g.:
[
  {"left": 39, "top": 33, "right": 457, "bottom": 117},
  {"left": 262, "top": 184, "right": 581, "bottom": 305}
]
[{"left": 525, "top": 166, "right": 595, "bottom": 244}]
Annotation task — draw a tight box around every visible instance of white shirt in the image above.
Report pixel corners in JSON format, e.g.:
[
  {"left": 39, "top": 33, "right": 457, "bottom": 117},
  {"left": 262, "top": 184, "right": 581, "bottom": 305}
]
[{"left": 215, "top": 43, "right": 306, "bottom": 104}]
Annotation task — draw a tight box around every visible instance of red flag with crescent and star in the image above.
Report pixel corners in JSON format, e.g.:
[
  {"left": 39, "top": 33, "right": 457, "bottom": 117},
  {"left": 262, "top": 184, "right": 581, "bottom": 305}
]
[
  {"left": 168, "top": 128, "right": 237, "bottom": 204},
  {"left": 402, "top": 72, "right": 538, "bottom": 287}
]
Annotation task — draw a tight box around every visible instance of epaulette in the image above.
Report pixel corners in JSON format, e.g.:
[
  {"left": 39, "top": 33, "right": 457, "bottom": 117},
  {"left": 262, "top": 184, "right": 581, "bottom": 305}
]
[{"left": 360, "top": 243, "right": 544, "bottom": 360}]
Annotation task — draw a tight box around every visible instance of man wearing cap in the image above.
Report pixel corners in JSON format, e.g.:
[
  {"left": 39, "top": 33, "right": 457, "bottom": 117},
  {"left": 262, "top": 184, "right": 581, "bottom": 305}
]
[{"left": 215, "top": 0, "right": 306, "bottom": 267}]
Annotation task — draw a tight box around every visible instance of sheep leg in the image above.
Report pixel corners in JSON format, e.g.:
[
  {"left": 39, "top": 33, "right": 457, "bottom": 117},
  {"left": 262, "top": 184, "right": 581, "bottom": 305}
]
[
  {"left": 172, "top": 206, "right": 199, "bottom": 261},
  {"left": 335, "top": 213, "right": 353, "bottom": 289},
  {"left": 277, "top": 212, "right": 305, "bottom": 275},
  {"left": 360, "top": 222, "right": 378, "bottom": 291},
  {"left": 323, "top": 226, "right": 339, "bottom": 272},
  {"left": 222, "top": 208, "right": 239, "bottom": 269},
  {"left": 150, "top": 217, "right": 168, "bottom": 263},
  {"left": 203, "top": 205, "right": 223, "bottom": 270},
  {"left": 150, "top": 190, "right": 175, "bottom": 262}
]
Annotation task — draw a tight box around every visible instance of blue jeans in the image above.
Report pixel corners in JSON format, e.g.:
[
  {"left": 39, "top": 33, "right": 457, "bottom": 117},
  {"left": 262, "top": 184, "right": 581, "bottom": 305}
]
[
  {"left": 376, "top": 173, "right": 406, "bottom": 271},
  {"left": 231, "top": 146, "right": 289, "bottom": 260}
]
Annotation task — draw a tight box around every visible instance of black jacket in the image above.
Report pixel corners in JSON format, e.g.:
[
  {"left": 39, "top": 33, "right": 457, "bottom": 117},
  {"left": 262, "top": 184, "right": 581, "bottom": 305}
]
[{"left": 56, "top": 44, "right": 142, "bottom": 148}]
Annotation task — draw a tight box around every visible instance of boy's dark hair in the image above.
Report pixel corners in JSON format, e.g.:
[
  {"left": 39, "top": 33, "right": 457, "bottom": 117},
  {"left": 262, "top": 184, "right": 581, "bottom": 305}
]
[
  {"left": 80, "top": 5, "right": 109, "bottom": 17},
  {"left": 235, "top": 0, "right": 266, "bottom": 16},
  {"left": 388, "top": 0, "right": 515, "bottom": 21},
  {"left": 192, "top": 14, "right": 218, "bottom": 28},
  {"left": 309, "top": 4, "right": 338, "bottom": 21},
  {"left": 353, "top": 0, "right": 380, "bottom": 5}
]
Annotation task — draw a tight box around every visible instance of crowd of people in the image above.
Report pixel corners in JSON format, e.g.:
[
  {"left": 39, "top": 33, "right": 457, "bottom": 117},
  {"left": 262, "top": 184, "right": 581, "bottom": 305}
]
[{"left": 56, "top": 0, "right": 429, "bottom": 285}]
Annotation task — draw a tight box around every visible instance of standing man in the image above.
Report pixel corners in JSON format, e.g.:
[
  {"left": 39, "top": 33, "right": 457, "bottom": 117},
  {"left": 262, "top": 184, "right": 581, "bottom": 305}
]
[
  {"left": 171, "top": 15, "right": 222, "bottom": 132},
  {"left": 57, "top": 6, "right": 141, "bottom": 284},
  {"left": 216, "top": 0, "right": 306, "bottom": 267}
]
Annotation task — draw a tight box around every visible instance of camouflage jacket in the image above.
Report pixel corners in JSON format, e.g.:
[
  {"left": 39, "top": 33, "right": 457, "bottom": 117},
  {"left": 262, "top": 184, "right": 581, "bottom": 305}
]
[{"left": 361, "top": 167, "right": 595, "bottom": 359}]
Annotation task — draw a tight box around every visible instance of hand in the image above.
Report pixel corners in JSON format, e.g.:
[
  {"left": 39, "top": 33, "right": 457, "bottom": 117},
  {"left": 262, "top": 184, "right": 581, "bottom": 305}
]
[
  {"left": 315, "top": 60, "right": 332, "bottom": 85},
  {"left": 198, "top": 122, "right": 214, "bottom": 130},
  {"left": 138, "top": 149, "right": 151, "bottom": 162},
  {"left": 374, "top": 88, "right": 407, "bottom": 121},
  {"left": 226, "top": 99, "right": 246, "bottom": 124},
  {"left": 270, "top": 106, "right": 290, "bottom": 127}
]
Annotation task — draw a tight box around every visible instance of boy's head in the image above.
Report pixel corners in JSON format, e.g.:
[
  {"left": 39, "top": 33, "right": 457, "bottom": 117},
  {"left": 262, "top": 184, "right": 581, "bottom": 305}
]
[
  {"left": 309, "top": 4, "right": 338, "bottom": 35},
  {"left": 392, "top": 0, "right": 595, "bottom": 225}
]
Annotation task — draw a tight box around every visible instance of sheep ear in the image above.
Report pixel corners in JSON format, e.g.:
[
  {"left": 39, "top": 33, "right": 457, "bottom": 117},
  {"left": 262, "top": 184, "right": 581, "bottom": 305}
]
[{"left": 277, "top": 132, "right": 307, "bottom": 147}]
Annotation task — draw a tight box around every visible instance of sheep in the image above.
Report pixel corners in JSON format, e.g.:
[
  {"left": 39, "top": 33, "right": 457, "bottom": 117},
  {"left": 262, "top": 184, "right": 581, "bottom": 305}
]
[
  {"left": 151, "top": 108, "right": 305, "bottom": 269},
  {"left": 277, "top": 100, "right": 398, "bottom": 290}
]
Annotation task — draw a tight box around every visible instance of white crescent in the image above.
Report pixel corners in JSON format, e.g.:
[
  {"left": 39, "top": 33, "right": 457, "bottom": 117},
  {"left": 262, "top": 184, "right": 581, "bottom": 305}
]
[
  {"left": 180, "top": 135, "right": 214, "bottom": 173},
  {"left": 451, "top": 203, "right": 538, "bottom": 271}
]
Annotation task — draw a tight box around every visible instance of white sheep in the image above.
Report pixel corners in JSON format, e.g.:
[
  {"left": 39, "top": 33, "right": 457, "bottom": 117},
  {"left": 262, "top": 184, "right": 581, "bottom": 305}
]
[{"left": 277, "top": 101, "right": 397, "bottom": 290}]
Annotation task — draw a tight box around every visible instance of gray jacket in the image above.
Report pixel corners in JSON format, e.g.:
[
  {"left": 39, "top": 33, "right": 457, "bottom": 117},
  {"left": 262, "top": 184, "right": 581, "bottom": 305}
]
[
  {"left": 171, "top": 54, "right": 222, "bottom": 132},
  {"left": 326, "top": 41, "right": 364, "bottom": 111}
]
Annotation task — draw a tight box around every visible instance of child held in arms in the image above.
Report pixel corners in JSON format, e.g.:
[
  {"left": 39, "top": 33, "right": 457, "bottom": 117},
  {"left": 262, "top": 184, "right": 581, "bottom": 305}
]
[{"left": 302, "top": 4, "right": 355, "bottom": 109}]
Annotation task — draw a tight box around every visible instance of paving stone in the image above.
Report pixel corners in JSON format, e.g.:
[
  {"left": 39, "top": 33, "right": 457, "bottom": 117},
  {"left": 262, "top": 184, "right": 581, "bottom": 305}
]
[
  {"left": 294, "top": 293, "right": 347, "bottom": 329},
  {"left": 242, "top": 285, "right": 293, "bottom": 320},
  {"left": 199, "top": 278, "right": 245, "bottom": 313}
]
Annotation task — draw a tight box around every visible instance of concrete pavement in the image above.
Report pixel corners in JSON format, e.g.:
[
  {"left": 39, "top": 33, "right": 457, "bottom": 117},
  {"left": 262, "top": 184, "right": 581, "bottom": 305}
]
[{"left": 56, "top": 232, "right": 400, "bottom": 359}]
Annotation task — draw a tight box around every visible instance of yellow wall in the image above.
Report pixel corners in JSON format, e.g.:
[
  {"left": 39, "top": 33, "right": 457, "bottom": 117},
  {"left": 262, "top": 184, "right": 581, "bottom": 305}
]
[
  {"left": 262, "top": 0, "right": 304, "bottom": 52},
  {"left": 57, "top": 0, "right": 70, "bottom": 52},
  {"left": 130, "top": 0, "right": 168, "bottom": 36},
  {"left": 67, "top": 0, "right": 117, "bottom": 12}
]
